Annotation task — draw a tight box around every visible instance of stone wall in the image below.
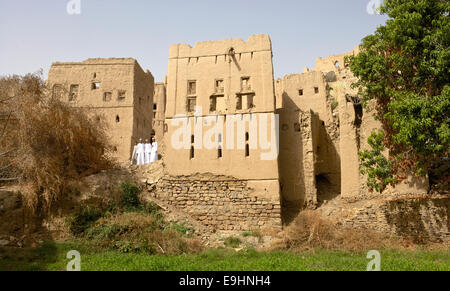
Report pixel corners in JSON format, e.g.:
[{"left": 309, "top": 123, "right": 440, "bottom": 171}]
[
  {"left": 342, "top": 195, "right": 450, "bottom": 243},
  {"left": 149, "top": 174, "right": 282, "bottom": 232}
]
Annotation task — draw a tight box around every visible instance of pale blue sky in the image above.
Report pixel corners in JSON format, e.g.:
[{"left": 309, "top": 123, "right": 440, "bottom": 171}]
[{"left": 0, "top": 0, "right": 387, "bottom": 81}]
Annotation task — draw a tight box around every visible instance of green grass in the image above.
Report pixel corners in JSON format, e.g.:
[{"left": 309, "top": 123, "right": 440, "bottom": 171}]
[{"left": 0, "top": 241, "right": 448, "bottom": 271}]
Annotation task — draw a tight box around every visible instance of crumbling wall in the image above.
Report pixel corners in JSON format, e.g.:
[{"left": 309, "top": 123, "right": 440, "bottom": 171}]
[
  {"left": 342, "top": 195, "right": 450, "bottom": 243},
  {"left": 153, "top": 82, "right": 167, "bottom": 155},
  {"left": 149, "top": 174, "right": 282, "bottom": 232}
]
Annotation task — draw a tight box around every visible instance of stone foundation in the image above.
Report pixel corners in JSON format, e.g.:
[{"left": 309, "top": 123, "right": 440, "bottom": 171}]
[{"left": 149, "top": 174, "right": 282, "bottom": 232}]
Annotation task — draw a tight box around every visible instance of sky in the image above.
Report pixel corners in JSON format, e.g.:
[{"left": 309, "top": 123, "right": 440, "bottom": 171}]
[{"left": 0, "top": 0, "right": 387, "bottom": 82}]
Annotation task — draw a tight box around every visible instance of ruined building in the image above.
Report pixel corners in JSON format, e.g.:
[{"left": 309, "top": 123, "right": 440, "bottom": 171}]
[
  {"left": 48, "top": 58, "right": 154, "bottom": 163},
  {"left": 45, "top": 35, "right": 447, "bottom": 240}
]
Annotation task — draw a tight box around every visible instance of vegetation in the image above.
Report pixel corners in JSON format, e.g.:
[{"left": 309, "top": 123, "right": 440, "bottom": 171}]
[
  {"left": 66, "top": 182, "right": 201, "bottom": 255},
  {"left": 0, "top": 72, "right": 114, "bottom": 211},
  {"left": 347, "top": 0, "right": 450, "bottom": 192},
  {"left": 274, "top": 211, "right": 407, "bottom": 252},
  {"left": 0, "top": 242, "right": 448, "bottom": 271},
  {"left": 223, "top": 237, "right": 242, "bottom": 248}
]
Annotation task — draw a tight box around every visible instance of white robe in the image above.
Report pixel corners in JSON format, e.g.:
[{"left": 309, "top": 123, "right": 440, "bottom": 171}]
[
  {"left": 136, "top": 143, "right": 145, "bottom": 165},
  {"left": 144, "top": 143, "right": 152, "bottom": 164},
  {"left": 150, "top": 142, "right": 158, "bottom": 162}
]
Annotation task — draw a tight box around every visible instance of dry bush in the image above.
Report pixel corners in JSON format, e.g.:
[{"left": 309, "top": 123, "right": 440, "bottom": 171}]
[
  {"left": 0, "top": 72, "right": 114, "bottom": 212},
  {"left": 275, "top": 210, "right": 407, "bottom": 253}
]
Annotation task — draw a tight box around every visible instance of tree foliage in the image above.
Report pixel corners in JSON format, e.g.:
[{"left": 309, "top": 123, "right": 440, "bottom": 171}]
[{"left": 347, "top": 0, "right": 450, "bottom": 192}]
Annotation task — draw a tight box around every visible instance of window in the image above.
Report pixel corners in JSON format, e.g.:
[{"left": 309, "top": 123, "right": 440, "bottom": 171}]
[
  {"left": 236, "top": 96, "right": 242, "bottom": 110},
  {"left": 118, "top": 90, "right": 126, "bottom": 101},
  {"left": 190, "top": 134, "right": 195, "bottom": 159},
  {"left": 241, "top": 77, "right": 251, "bottom": 92},
  {"left": 91, "top": 82, "right": 100, "bottom": 90},
  {"left": 187, "top": 97, "right": 196, "bottom": 113},
  {"left": 314, "top": 87, "right": 319, "bottom": 94},
  {"left": 187, "top": 81, "right": 196, "bottom": 95},
  {"left": 116, "top": 115, "right": 120, "bottom": 123},
  {"left": 298, "top": 89, "right": 303, "bottom": 96},
  {"left": 218, "top": 147, "right": 222, "bottom": 158},
  {"left": 69, "top": 84, "right": 79, "bottom": 101},
  {"left": 190, "top": 146, "right": 195, "bottom": 159},
  {"left": 52, "top": 84, "right": 63, "bottom": 98},
  {"left": 210, "top": 96, "right": 217, "bottom": 112},
  {"left": 246, "top": 94, "right": 255, "bottom": 109},
  {"left": 153, "top": 103, "right": 157, "bottom": 110},
  {"left": 245, "top": 131, "right": 250, "bottom": 157},
  {"left": 215, "top": 79, "right": 224, "bottom": 93},
  {"left": 103, "top": 92, "right": 112, "bottom": 102},
  {"left": 93, "top": 73, "right": 97, "bottom": 79}
]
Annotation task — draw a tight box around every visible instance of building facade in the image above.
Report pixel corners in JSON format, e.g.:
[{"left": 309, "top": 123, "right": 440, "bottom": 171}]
[{"left": 48, "top": 58, "right": 154, "bottom": 163}]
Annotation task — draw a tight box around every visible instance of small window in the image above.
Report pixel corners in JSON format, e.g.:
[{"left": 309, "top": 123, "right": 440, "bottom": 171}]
[
  {"left": 92, "top": 82, "right": 101, "bottom": 90},
  {"left": 187, "top": 81, "right": 196, "bottom": 95},
  {"left": 190, "top": 146, "right": 195, "bottom": 159},
  {"left": 218, "top": 147, "right": 223, "bottom": 158},
  {"left": 69, "top": 84, "right": 79, "bottom": 101},
  {"left": 298, "top": 89, "right": 303, "bottom": 96},
  {"left": 153, "top": 103, "right": 157, "bottom": 110},
  {"left": 245, "top": 144, "right": 250, "bottom": 157},
  {"left": 210, "top": 96, "right": 217, "bottom": 112},
  {"left": 52, "top": 84, "right": 63, "bottom": 98},
  {"left": 116, "top": 115, "right": 120, "bottom": 123},
  {"left": 93, "top": 73, "right": 97, "bottom": 79},
  {"left": 187, "top": 97, "right": 196, "bottom": 113},
  {"left": 246, "top": 94, "right": 255, "bottom": 109},
  {"left": 314, "top": 87, "right": 319, "bottom": 94},
  {"left": 103, "top": 92, "right": 112, "bottom": 102},
  {"left": 236, "top": 96, "right": 242, "bottom": 110},
  {"left": 215, "top": 79, "right": 224, "bottom": 93},
  {"left": 118, "top": 90, "right": 126, "bottom": 101},
  {"left": 241, "top": 77, "right": 251, "bottom": 92},
  {"left": 191, "top": 135, "right": 195, "bottom": 144},
  {"left": 245, "top": 132, "right": 249, "bottom": 141}
]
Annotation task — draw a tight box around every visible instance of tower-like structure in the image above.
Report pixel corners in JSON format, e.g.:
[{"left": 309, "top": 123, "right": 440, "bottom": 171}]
[{"left": 48, "top": 58, "right": 154, "bottom": 163}]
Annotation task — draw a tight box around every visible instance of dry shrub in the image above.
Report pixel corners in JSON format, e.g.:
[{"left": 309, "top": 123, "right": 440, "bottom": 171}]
[
  {"left": 0, "top": 72, "right": 114, "bottom": 212},
  {"left": 276, "top": 210, "right": 407, "bottom": 252}
]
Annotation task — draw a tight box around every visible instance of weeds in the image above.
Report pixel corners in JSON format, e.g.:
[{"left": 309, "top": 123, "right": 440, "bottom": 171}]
[{"left": 224, "top": 237, "right": 242, "bottom": 248}]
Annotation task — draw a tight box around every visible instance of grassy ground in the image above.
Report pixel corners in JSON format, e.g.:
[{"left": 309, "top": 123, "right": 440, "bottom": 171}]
[{"left": 0, "top": 241, "right": 448, "bottom": 271}]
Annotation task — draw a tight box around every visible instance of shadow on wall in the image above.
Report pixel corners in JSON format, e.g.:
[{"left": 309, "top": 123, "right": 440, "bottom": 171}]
[
  {"left": 277, "top": 93, "right": 308, "bottom": 225},
  {"left": 312, "top": 114, "right": 341, "bottom": 206}
]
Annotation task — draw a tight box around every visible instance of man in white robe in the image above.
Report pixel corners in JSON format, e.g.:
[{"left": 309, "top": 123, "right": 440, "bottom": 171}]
[
  {"left": 150, "top": 136, "right": 158, "bottom": 163},
  {"left": 144, "top": 139, "right": 152, "bottom": 164},
  {"left": 136, "top": 138, "right": 145, "bottom": 166}
]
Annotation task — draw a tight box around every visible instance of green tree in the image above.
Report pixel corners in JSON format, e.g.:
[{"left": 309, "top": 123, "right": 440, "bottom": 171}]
[{"left": 347, "top": 0, "right": 449, "bottom": 192}]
